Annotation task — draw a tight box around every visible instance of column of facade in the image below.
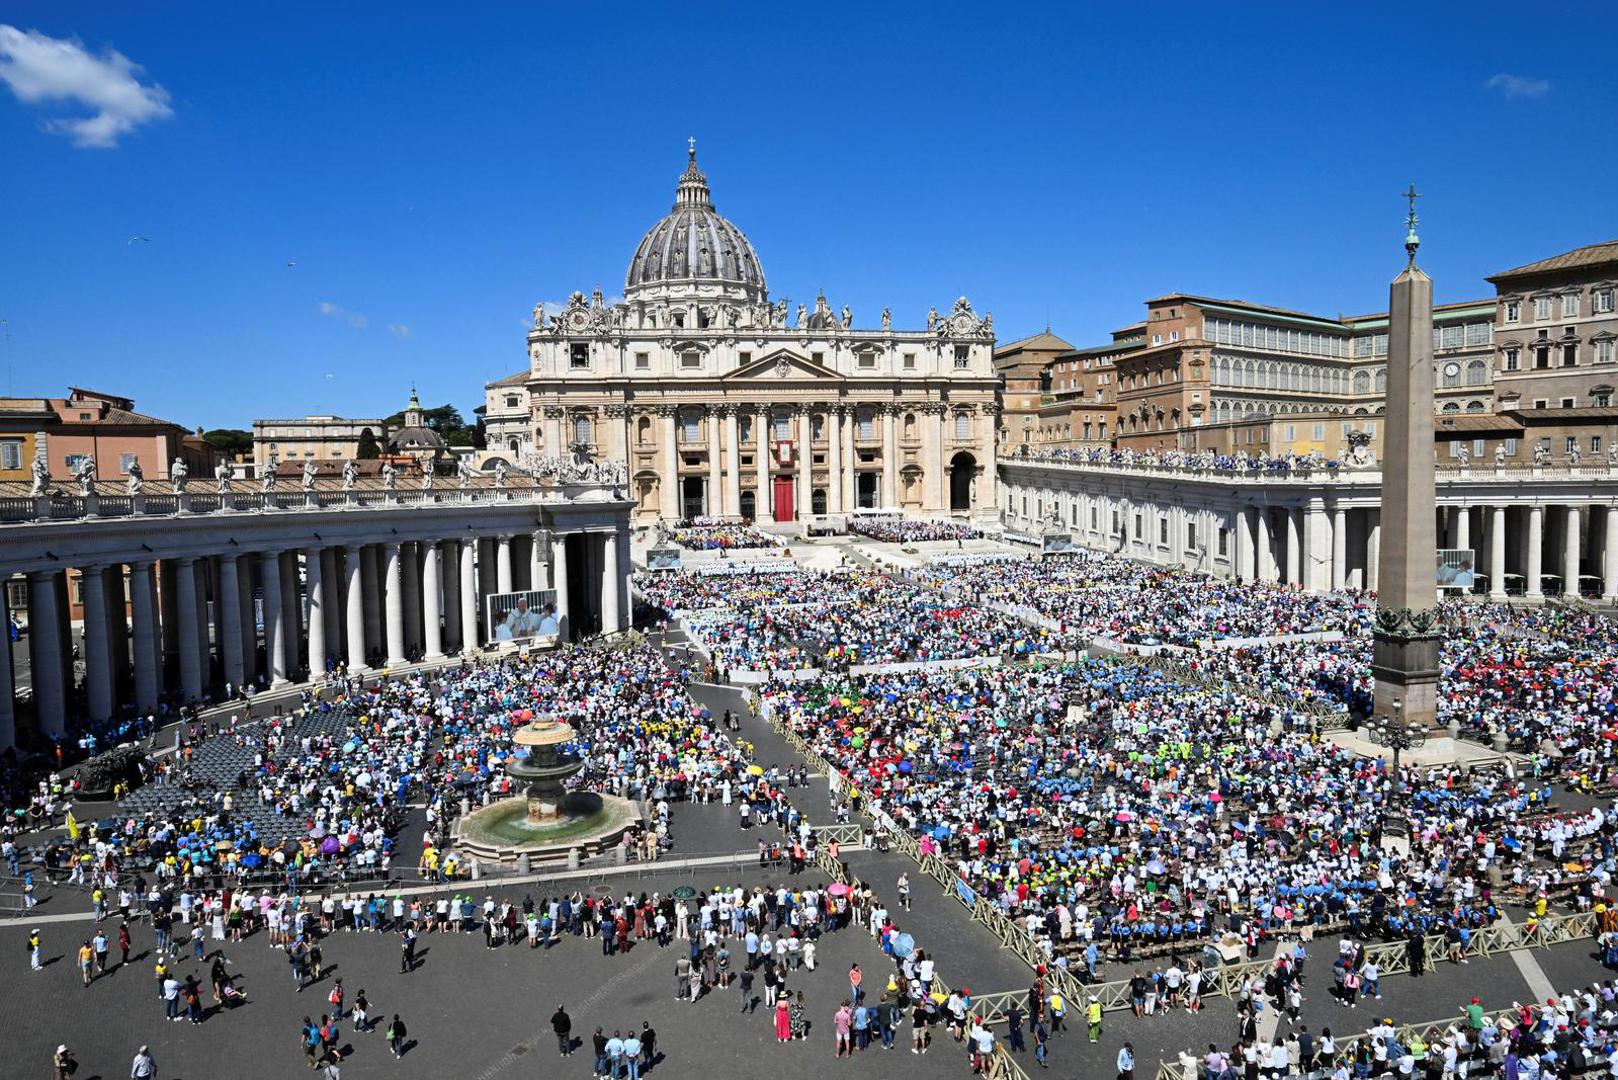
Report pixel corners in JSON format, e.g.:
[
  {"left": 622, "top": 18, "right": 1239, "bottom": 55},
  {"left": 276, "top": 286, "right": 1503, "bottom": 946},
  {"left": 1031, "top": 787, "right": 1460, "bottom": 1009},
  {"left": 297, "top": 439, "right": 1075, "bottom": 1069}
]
[
  {"left": 158, "top": 560, "right": 179, "bottom": 689},
  {"left": 708, "top": 406, "right": 725, "bottom": 518},
  {"left": 79, "top": 565, "right": 114, "bottom": 721},
  {"left": 1525, "top": 505, "right": 1545, "bottom": 599},
  {"left": 320, "top": 549, "right": 342, "bottom": 661},
  {"left": 826, "top": 407, "right": 844, "bottom": 515},
  {"left": 723, "top": 408, "right": 741, "bottom": 518},
  {"left": 659, "top": 408, "right": 679, "bottom": 520},
  {"left": 552, "top": 534, "right": 571, "bottom": 640},
  {"left": 27, "top": 572, "right": 67, "bottom": 737},
  {"left": 496, "top": 535, "right": 513, "bottom": 594},
  {"left": 842, "top": 407, "right": 857, "bottom": 511},
  {"left": 438, "top": 542, "right": 460, "bottom": 652},
  {"left": 260, "top": 551, "right": 289, "bottom": 687},
  {"left": 459, "top": 538, "right": 478, "bottom": 651},
  {"left": 173, "top": 557, "right": 203, "bottom": 702},
  {"left": 127, "top": 562, "right": 160, "bottom": 709},
  {"left": 1563, "top": 505, "right": 1582, "bottom": 596},
  {"left": 306, "top": 547, "right": 327, "bottom": 677},
  {"left": 880, "top": 407, "right": 898, "bottom": 509},
  {"left": 616, "top": 524, "right": 631, "bottom": 630},
  {"left": 978, "top": 406, "right": 998, "bottom": 513},
  {"left": 755, "top": 408, "right": 771, "bottom": 520},
  {"left": 926, "top": 407, "right": 946, "bottom": 512},
  {"left": 422, "top": 540, "right": 443, "bottom": 659},
  {"left": 1302, "top": 499, "right": 1327, "bottom": 592},
  {"left": 217, "top": 556, "right": 244, "bottom": 691},
  {"left": 1604, "top": 506, "right": 1618, "bottom": 603},
  {"left": 1256, "top": 509, "right": 1276, "bottom": 582},
  {"left": 383, "top": 542, "right": 406, "bottom": 667},
  {"left": 602, "top": 531, "right": 622, "bottom": 634},
  {"left": 1489, "top": 507, "right": 1509, "bottom": 601},
  {"left": 797, "top": 409, "right": 813, "bottom": 518}
]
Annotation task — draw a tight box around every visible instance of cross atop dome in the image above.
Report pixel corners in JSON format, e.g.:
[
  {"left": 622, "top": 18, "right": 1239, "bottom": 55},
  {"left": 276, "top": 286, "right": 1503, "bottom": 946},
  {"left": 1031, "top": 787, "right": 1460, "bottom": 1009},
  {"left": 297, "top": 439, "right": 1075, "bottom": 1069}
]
[{"left": 676, "top": 138, "right": 710, "bottom": 209}]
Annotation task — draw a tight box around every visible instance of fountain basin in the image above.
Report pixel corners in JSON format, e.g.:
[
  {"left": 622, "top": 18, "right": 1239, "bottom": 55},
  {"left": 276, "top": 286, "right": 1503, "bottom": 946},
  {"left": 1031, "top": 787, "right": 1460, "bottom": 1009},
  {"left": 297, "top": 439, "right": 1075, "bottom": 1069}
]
[{"left": 452, "top": 790, "right": 640, "bottom": 865}]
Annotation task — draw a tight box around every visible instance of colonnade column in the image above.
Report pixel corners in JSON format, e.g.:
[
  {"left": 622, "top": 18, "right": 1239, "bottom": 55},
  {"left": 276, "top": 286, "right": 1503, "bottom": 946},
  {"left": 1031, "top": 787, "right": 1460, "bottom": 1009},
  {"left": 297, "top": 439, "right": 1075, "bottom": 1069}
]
[
  {"left": 1563, "top": 505, "right": 1582, "bottom": 596},
  {"left": 1489, "top": 507, "right": 1509, "bottom": 601},
  {"left": 383, "top": 542, "right": 406, "bottom": 667},
  {"left": 422, "top": 541, "right": 443, "bottom": 660},
  {"left": 496, "top": 536, "right": 513, "bottom": 594},
  {"left": 1455, "top": 505, "right": 1471, "bottom": 553},
  {"left": 306, "top": 548, "right": 326, "bottom": 678},
  {"left": 0, "top": 587, "right": 13, "bottom": 751},
  {"left": 552, "top": 534, "right": 571, "bottom": 640},
  {"left": 927, "top": 407, "right": 946, "bottom": 512},
  {"left": 280, "top": 552, "right": 302, "bottom": 679},
  {"left": 80, "top": 566, "right": 114, "bottom": 721},
  {"left": 26, "top": 572, "right": 66, "bottom": 737},
  {"left": 659, "top": 408, "right": 679, "bottom": 520},
  {"left": 1284, "top": 507, "right": 1302, "bottom": 587},
  {"left": 174, "top": 557, "right": 204, "bottom": 702},
  {"left": 602, "top": 531, "right": 621, "bottom": 634},
  {"left": 400, "top": 543, "right": 421, "bottom": 655},
  {"left": 529, "top": 531, "right": 549, "bottom": 590},
  {"left": 880, "top": 407, "right": 897, "bottom": 509},
  {"left": 218, "top": 556, "right": 244, "bottom": 691},
  {"left": 1331, "top": 505, "right": 1348, "bottom": 591},
  {"left": 235, "top": 562, "right": 255, "bottom": 687},
  {"left": 1525, "top": 505, "right": 1544, "bottom": 599},
  {"left": 1235, "top": 507, "right": 1254, "bottom": 581},
  {"left": 1255, "top": 509, "right": 1275, "bottom": 582},
  {"left": 344, "top": 546, "right": 369, "bottom": 672},
  {"left": 708, "top": 406, "right": 725, "bottom": 518},
  {"left": 458, "top": 538, "right": 478, "bottom": 652},
  {"left": 321, "top": 549, "right": 342, "bottom": 661},
  {"left": 128, "top": 561, "right": 159, "bottom": 709},
  {"left": 1604, "top": 506, "right": 1618, "bottom": 603},
  {"left": 360, "top": 546, "right": 382, "bottom": 656},
  {"left": 724, "top": 409, "right": 741, "bottom": 518},
  {"left": 260, "top": 551, "right": 289, "bottom": 687},
  {"left": 1303, "top": 499, "right": 1327, "bottom": 593},
  {"left": 1367, "top": 516, "right": 1381, "bottom": 593}
]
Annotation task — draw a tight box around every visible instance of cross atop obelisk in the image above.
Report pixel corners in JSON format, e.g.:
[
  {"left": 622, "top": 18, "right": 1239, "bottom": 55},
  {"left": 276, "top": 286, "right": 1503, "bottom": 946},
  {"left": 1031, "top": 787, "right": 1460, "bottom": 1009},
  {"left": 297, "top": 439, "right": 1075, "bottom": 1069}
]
[{"left": 1371, "top": 186, "right": 1441, "bottom": 730}]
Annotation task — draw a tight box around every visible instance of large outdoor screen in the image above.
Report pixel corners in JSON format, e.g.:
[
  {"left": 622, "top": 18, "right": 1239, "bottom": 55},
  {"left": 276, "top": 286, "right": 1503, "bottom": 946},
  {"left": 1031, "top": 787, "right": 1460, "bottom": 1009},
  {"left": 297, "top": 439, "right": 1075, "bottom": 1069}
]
[{"left": 486, "top": 589, "right": 561, "bottom": 642}]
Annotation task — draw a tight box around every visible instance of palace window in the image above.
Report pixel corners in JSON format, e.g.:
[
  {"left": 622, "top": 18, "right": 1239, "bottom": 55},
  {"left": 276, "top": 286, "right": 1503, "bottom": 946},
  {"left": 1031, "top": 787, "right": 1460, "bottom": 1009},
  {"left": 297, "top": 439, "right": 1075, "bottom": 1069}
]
[
  {"left": 1562, "top": 293, "right": 1580, "bottom": 318},
  {"left": 1563, "top": 344, "right": 1579, "bottom": 367},
  {"left": 902, "top": 353, "right": 916, "bottom": 370},
  {"left": 774, "top": 412, "right": 792, "bottom": 441},
  {"left": 1534, "top": 347, "right": 1550, "bottom": 370},
  {"left": 1504, "top": 348, "right": 1520, "bottom": 372},
  {"left": 954, "top": 412, "right": 971, "bottom": 440},
  {"left": 857, "top": 351, "right": 875, "bottom": 369},
  {"left": 1597, "top": 340, "right": 1615, "bottom": 365},
  {"left": 856, "top": 409, "right": 875, "bottom": 440},
  {"left": 119, "top": 452, "right": 138, "bottom": 474},
  {"left": 1535, "top": 297, "right": 1552, "bottom": 320},
  {"left": 1504, "top": 300, "right": 1520, "bottom": 323},
  {"left": 0, "top": 440, "right": 23, "bottom": 470},
  {"left": 505, "top": 395, "right": 520, "bottom": 408},
  {"left": 681, "top": 411, "right": 701, "bottom": 442},
  {"left": 1595, "top": 289, "right": 1615, "bottom": 314}
]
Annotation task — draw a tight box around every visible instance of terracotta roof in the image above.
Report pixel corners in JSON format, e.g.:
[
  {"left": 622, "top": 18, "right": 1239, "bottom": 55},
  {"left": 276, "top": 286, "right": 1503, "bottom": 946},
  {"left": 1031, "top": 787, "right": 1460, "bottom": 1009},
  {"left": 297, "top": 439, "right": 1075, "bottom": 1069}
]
[
  {"left": 994, "top": 331, "right": 1074, "bottom": 356},
  {"left": 1434, "top": 414, "right": 1523, "bottom": 434},
  {"left": 488, "top": 370, "right": 529, "bottom": 388},
  {"left": 1487, "top": 240, "right": 1618, "bottom": 283}
]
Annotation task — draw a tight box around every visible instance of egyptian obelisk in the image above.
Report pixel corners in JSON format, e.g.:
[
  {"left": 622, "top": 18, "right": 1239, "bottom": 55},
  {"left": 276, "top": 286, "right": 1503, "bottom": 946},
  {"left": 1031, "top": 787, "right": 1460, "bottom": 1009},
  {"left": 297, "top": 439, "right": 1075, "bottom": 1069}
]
[{"left": 1370, "top": 187, "right": 1441, "bottom": 727}]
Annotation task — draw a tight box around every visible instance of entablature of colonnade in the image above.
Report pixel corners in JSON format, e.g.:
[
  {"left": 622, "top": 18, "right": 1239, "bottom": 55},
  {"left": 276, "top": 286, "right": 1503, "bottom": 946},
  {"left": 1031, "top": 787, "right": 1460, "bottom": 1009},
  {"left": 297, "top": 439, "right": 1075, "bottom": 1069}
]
[
  {"left": 0, "top": 495, "right": 635, "bottom": 577},
  {"left": 1000, "top": 458, "right": 1618, "bottom": 510}
]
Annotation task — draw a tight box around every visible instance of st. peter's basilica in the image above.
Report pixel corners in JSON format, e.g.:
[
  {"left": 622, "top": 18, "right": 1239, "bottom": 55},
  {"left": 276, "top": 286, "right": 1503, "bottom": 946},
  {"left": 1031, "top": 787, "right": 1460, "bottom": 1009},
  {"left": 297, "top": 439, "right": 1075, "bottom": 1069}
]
[{"left": 498, "top": 144, "right": 1001, "bottom": 525}]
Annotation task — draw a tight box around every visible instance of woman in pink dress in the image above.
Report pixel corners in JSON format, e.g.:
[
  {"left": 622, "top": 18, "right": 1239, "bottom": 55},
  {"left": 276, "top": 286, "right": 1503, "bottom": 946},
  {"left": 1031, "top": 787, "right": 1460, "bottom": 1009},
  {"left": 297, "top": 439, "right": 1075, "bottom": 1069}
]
[{"left": 775, "top": 996, "right": 792, "bottom": 1043}]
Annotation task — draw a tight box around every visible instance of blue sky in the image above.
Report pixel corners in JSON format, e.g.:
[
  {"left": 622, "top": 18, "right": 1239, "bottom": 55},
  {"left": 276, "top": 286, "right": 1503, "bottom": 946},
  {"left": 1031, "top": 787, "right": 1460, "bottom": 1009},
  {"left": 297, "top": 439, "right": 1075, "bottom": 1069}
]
[{"left": 1, "top": 3, "right": 1613, "bottom": 429}]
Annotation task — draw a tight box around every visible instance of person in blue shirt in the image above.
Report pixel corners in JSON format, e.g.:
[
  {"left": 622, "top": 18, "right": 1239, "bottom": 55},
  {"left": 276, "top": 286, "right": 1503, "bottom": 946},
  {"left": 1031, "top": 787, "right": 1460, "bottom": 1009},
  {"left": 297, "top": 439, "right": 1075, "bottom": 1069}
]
[
  {"left": 1117, "top": 1041, "right": 1135, "bottom": 1080},
  {"left": 605, "top": 1031, "right": 626, "bottom": 1080},
  {"left": 621, "top": 1031, "right": 643, "bottom": 1080}
]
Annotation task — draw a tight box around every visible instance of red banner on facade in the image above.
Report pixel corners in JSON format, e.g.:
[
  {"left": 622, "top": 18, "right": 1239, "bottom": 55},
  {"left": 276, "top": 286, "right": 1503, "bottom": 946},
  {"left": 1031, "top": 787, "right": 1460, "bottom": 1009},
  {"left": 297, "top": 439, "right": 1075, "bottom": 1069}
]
[{"left": 775, "top": 440, "right": 793, "bottom": 465}]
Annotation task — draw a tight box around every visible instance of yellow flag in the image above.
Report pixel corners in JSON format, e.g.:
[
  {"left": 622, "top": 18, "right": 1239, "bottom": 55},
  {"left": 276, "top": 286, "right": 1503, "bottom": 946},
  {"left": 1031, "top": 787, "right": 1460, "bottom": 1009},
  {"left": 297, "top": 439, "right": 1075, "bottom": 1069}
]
[{"left": 66, "top": 810, "right": 79, "bottom": 841}]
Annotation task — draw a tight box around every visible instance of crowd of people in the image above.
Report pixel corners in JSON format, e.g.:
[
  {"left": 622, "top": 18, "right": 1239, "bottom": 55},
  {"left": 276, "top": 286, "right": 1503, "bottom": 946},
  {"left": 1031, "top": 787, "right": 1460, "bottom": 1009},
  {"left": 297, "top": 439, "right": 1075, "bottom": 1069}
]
[
  {"left": 664, "top": 518, "right": 783, "bottom": 551},
  {"left": 761, "top": 656, "right": 1611, "bottom": 983},
  {"left": 847, "top": 517, "right": 983, "bottom": 544},
  {"left": 1017, "top": 445, "right": 1343, "bottom": 475}
]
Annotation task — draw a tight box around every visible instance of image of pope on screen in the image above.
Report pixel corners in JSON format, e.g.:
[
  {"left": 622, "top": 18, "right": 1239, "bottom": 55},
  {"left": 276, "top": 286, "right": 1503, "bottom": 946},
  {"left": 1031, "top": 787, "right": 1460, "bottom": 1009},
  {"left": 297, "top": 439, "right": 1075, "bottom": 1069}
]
[{"left": 488, "top": 589, "right": 560, "bottom": 641}]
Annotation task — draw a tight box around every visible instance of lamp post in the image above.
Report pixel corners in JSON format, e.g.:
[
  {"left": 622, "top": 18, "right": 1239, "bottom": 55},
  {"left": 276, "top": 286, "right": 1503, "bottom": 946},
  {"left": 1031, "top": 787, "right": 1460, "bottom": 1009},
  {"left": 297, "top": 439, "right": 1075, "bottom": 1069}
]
[{"left": 1370, "top": 700, "right": 1426, "bottom": 831}]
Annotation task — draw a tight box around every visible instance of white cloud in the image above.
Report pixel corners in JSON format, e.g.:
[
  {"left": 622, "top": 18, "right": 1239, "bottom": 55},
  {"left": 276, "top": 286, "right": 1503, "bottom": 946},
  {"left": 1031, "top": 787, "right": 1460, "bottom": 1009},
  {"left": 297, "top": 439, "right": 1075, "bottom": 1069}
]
[
  {"left": 317, "top": 301, "right": 368, "bottom": 330},
  {"left": 0, "top": 24, "right": 172, "bottom": 148},
  {"left": 1486, "top": 73, "right": 1551, "bottom": 100},
  {"left": 387, "top": 324, "right": 411, "bottom": 338}
]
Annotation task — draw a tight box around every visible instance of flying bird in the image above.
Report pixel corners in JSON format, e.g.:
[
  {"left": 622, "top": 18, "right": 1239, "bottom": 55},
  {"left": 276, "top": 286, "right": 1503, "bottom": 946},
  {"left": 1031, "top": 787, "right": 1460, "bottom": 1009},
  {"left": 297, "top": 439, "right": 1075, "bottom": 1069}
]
[{"left": 127, "top": 235, "right": 150, "bottom": 245}]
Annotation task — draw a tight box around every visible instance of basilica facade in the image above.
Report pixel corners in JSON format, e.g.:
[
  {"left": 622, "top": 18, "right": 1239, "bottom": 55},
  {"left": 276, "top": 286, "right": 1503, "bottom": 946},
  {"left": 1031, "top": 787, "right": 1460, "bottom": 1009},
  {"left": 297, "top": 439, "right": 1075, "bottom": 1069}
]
[{"left": 510, "top": 147, "right": 1001, "bottom": 525}]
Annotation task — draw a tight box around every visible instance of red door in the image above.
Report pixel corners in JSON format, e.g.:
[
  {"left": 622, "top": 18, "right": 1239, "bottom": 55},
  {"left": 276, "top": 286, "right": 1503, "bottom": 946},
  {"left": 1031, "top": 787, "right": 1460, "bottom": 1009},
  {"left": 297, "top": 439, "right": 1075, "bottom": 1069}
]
[{"left": 773, "top": 476, "right": 795, "bottom": 522}]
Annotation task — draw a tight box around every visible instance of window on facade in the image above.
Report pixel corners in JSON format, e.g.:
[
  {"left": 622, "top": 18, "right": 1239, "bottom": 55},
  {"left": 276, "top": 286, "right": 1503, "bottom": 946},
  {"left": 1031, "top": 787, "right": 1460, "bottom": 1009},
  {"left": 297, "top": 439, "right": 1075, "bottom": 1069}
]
[
  {"left": 857, "top": 351, "right": 875, "bottom": 369},
  {"left": 636, "top": 417, "right": 652, "bottom": 445},
  {"left": 1442, "top": 324, "right": 1463, "bottom": 349},
  {"left": 1597, "top": 340, "right": 1615, "bottom": 365},
  {"left": 1592, "top": 436, "right": 1603, "bottom": 454},
  {"left": 738, "top": 351, "right": 751, "bottom": 366},
  {"left": 672, "top": 312, "right": 685, "bottom": 328},
  {"left": 738, "top": 415, "right": 752, "bottom": 442},
  {"left": 1465, "top": 323, "right": 1492, "bottom": 346},
  {"left": 1133, "top": 513, "right": 1143, "bottom": 540},
  {"left": 952, "top": 412, "right": 971, "bottom": 440},
  {"left": 1159, "top": 517, "right": 1169, "bottom": 545},
  {"left": 0, "top": 440, "right": 22, "bottom": 470},
  {"left": 680, "top": 349, "right": 701, "bottom": 369},
  {"left": 1535, "top": 347, "right": 1550, "bottom": 370},
  {"left": 570, "top": 343, "right": 589, "bottom": 369},
  {"left": 1533, "top": 399, "right": 1548, "bottom": 410},
  {"left": 774, "top": 412, "right": 792, "bottom": 441},
  {"left": 1563, "top": 293, "right": 1580, "bottom": 318},
  {"left": 634, "top": 352, "right": 649, "bottom": 370},
  {"left": 1466, "top": 359, "right": 1487, "bottom": 385},
  {"left": 954, "top": 345, "right": 969, "bottom": 369},
  {"left": 1504, "top": 348, "right": 1520, "bottom": 372},
  {"left": 1535, "top": 297, "right": 1552, "bottom": 320},
  {"left": 1595, "top": 390, "right": 1614, "bottom": 408},
  {"left": 1594, "top": 290, "right": 1614, "bottom": 314},
  {"left": 1472, "top": 439, "right": 1485, "bottom": 457},
  {"left": 1561, "top": 397, "right": 1576, "bottom": 409},
  {"left": 505, "top": 395, "right": 520, "bottom": 408},
  {"left": 1565, "top": 436, "right": 1578, "bottom": 454},
  {"left": 1311, "top": 424, "right": 1324, "bottom": 440},
  {"left": 508, "top": 438, "right": 520, "bottom": 453},
  {"left": 681, "top": 412, "right": 701, "bottom": 442},
  {"left": 902, "top": 353, "right": 916, "bottom": 370},
  {"left": 1441, "top": 402, "right": 1460, "bottom": 413},
  {"left": 572, "top": 415, "right": 592, "bottom": 445},
  {"left": 1504, "top": 438, "right": 1518, "bottom": 456},
  {"left": 812, "top": 414, "right": 825, "bottom": 441},
  {"left": 1505, "top": 300, "right": 1521, "bottom": 323},
  {"left": 118, "top": 452, "right": 138, "bottom": 474},
  {"left": 856, "top": 409, "right": 875, "bottom": 440},
  {"left": 1563, "top": 345, "right": 1579, "bottom": 367}
]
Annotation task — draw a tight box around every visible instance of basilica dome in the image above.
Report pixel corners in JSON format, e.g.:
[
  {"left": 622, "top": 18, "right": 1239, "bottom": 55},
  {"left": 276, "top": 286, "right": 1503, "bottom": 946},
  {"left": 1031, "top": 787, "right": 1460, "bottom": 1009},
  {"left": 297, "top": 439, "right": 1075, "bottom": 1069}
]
[{"left": 624, "top": 146, "right": 767, "bottom": 302}]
